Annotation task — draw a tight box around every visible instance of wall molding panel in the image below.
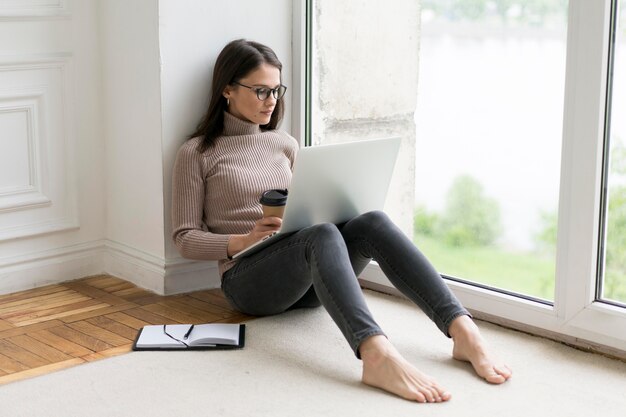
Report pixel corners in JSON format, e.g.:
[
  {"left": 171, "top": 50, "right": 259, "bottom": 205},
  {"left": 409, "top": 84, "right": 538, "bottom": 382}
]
[
  {"left": 0, "top": 55, "right": 79, "bottom": 242},
  {"left": 0, "top": 90, "right": 50, "bottom": 212}
]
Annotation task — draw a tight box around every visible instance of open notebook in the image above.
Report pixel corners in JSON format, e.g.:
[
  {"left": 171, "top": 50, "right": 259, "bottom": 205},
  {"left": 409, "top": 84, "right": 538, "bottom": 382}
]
[{"left": 132, "top": 323, "right": 245, "bottom": 351}]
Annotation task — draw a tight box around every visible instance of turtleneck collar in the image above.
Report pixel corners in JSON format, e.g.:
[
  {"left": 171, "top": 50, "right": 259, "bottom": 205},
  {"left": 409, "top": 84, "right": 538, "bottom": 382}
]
[{"left": 222, "top": 111, "right": 262, "bottom": 136}]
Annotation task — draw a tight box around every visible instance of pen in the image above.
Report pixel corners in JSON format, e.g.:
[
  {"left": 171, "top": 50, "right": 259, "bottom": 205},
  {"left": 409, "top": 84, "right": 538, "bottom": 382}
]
[{"left": 183, "top": 324, "right": 194, "bottom": 339}]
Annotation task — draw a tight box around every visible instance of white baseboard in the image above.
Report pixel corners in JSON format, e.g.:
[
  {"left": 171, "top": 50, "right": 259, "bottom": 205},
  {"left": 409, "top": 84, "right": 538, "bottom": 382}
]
[
  {"left": 0, "top": 241, "right": 104, "bottom": 295},
  {"left": 102, "top": 240, "right": 166, "bottom": 293},
  {"left": 0, "top": 239, "right": 220, "bottom": 296},
  {"left": 103, "top": 240, "right": 220, "bottom": 295},
  {"left": 164, "top": 257, "right": 220, "bottom": 295}
]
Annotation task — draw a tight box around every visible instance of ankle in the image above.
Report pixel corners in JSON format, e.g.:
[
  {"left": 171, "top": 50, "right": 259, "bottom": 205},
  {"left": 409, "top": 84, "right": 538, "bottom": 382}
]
[
  {"left": 448, "top": 315, "right": 477, "bottom": 340},
  {"left": 359, "top": 335, "right": 390, "bottom": 361}
]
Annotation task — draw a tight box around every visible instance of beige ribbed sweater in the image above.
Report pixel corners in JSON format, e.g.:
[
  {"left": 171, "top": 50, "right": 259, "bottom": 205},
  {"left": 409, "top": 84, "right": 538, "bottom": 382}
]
[{"left": 171, "top": 112, "right": 298, "bottom": 277}]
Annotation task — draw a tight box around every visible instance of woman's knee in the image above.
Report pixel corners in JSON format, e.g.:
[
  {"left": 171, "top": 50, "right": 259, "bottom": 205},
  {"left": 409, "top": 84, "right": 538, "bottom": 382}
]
[
  {"left": 339, "top": 211, "right": 395, "bottom": 243},
  {"left": 362, "top": 210, "right": 390, "bottom": 224},
  {"left": 303, "top": 222, "right": 342, "bottom": 243},
  {"left": 350, "top": 210, "right": 391, "bottom": 232},
  {"left": 298, "top": 223, "right": 347, "bottom": 261}
]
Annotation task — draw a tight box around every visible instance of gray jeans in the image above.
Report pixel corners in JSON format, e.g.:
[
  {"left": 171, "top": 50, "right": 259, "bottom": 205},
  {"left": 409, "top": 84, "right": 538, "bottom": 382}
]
[{"left": 222, "top": 210, "right": 470, "bottom": 358}]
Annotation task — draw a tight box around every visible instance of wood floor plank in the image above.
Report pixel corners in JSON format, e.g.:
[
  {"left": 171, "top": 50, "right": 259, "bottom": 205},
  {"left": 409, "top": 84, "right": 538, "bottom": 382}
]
[
  {"left": 28, "top": 329, "right": 93, "bottom": 357},
  {"left": 104, "top": 312, "right": 151, "bottom": 330},
  {"left": 66, "top": 321, "right": 132, "bottom": 347},
  {"left": 110, "top": 286, "right": 152, "bottom": 298},
  {"left": 0, "top": 296, "right": 90, "bottom": 326},
  {"left": 130, "top": 293, "right": 173, "bottom": 306},
  {"left": 0, "top": 290, "right": 84, "bottom": 314},
  {"left": 47, "top": 325, "right": 111, "bottom": 352},
  {"left": 101, "top": 343, "right": 133, "bottom": 356},
  {"left": 142, "top": 302, "right": 212, "bottom": 324},
  {"left": 1, "top": 295, "right": 95, "bottom": 322},
  {"left": 0, "top": 320, "right": 65, "bottom": 340},
  {"left": 175, "top": 295, "right": 236, "bottom": 318},
  {"left": 189, "top": 290, "right": 232, "bottom": 310},
  {"left": 86, "top": 316, "right": 138, "bottom": 341},
  {"left": 0, "top": 284, "right": 67, "bottom": 304},
  {"left": 216, "top": 314, "right": 253, "bottom": 324},
  {"left": 0, "top": 352, "right": 30, "bottom": 373},
  {"left": 0, "top": 339, "right": 49, "bottom": 368},
  {"left": 102, "top": 282, "right": 136, "bottom": 293},
  {"left": 81, "top": 344, "right": 133, "bottom": 362},
  {"left": 62, "top": 281, "right": 131, "bottom": 306},
  {"left": 0, "top": 358, "right": 84, "bottom": 386},
  {"left": 60, "top": 302, "right": 137, "bottom": 323},
  {"left": 14, "top": 302, "right": 111, "bottom": 327},
  {"left": 81, "top": 352, "right": 105, "bottom": 362},
  {"left": 84, "top": 276, "right": 128, "bottom": 289},
  {"left": 0, "top": 319, "right": 13, "bottom": 332},
  {"left": 123, "top": 307, "right": 183, "bottom": 325},
  {"left": 80, "top": 274, "right": 109, "bottom": 283},
  {"left": 8, "top": 334, "right": 72, "bottom": 363},
  {"left": 159, "top": 299, "right": 223, "bottom": 322},
  {"left": 80, "top": 274, "right": 112, "bottom": 285}
]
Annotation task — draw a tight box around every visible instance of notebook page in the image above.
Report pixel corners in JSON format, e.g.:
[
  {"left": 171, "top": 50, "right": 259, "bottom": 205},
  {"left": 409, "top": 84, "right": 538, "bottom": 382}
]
[
  {"left": 135, "top": 325, "right": 188, "bottom": 348},
  {"left": 188, "top": 324, "right": 240, "bottom": 345}
]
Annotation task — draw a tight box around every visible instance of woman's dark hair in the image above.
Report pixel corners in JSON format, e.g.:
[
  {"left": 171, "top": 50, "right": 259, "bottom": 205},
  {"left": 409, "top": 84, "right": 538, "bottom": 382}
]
[{"left": 188, "top": 39, "right": 285, "bottom": 152}]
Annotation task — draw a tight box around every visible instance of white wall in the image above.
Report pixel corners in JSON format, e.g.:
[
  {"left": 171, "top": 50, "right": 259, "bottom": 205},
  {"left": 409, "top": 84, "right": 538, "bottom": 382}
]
[
  {"left": 158, "top": 0, "right": 294, "bottom": 291},
  {"left": 98, "top": 0, "right": 170, "bottom": 292},
  {"left": 0, "top": 0, "right": 295, "bottom": 296},
  {"left": 100, "top": 0, "right": 164, "bottom": 258}
]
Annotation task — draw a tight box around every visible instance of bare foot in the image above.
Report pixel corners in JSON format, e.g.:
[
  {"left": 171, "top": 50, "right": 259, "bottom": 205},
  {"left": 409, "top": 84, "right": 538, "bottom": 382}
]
[
  {"left": 359, "top": 335, "right": 451, "bottom": 403},
  {"left": 449, "top": 315, "right": 512, "bottom": 384}
]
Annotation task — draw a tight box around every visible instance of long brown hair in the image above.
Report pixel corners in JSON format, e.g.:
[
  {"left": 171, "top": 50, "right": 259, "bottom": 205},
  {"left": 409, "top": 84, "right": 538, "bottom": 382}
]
[{"left": 188, "top": 39, "right": 285, "bottom": 152}]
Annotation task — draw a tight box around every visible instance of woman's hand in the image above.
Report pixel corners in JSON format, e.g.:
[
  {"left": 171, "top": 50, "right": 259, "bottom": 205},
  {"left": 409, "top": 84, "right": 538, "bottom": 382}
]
[
  {"left": 248, "top": 216, "right": 282, "bottom": 243},
  {"left": 227, "top": 216, "right": 282, "bottom": 257}
]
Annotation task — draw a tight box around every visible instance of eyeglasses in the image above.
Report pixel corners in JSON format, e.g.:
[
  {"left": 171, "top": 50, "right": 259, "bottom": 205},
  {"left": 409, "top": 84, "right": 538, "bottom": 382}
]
[
  {"left": 232, "top": 81, "right": 287, "bottom": 101},
  {"left": 162, "top": 325, "right": 189, "bottom": 347}
]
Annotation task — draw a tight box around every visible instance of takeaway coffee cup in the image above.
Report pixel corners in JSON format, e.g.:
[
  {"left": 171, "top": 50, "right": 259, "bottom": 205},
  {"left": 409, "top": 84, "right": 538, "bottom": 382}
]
[{"left": 260, "top": 189, "right": 288, "bottom": 218}]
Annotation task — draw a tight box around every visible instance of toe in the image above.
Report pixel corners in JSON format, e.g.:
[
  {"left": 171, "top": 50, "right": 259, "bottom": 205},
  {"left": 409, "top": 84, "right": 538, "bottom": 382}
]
[
  {"left": 411, "top": 390, "right": 427, "bottom": 403},
  {"left": 484, "top": 366, "right": 506, "bottom": 384},
  {"left": 486, "top": 374, "right": 506, "bottom": 384},
  {"left": 430, "top": 384, "right": 447, "bottom": 402},
  {"left": 418, "top": 386, "right": 436, "bottom": 403},
  {"left": 495, "top": 364, "right": 513, "bottom": 380}
]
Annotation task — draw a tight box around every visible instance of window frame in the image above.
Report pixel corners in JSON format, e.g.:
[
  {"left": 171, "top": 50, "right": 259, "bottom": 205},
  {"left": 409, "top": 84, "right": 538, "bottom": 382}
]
[{"left": 296, "top": 0, "right": 626, "bottom": 355}]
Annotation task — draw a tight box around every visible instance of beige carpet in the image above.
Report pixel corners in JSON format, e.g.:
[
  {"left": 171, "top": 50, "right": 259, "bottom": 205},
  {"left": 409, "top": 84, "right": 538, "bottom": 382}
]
[{"left": 1, "top": 290, "right": 625, "bottom": 417}]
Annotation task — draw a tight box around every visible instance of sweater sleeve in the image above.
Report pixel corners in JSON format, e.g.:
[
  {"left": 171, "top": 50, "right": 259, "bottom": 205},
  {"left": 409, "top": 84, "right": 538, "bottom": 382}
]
[{"left": 171, "top": 141, "right": 231, "bottom": 260}]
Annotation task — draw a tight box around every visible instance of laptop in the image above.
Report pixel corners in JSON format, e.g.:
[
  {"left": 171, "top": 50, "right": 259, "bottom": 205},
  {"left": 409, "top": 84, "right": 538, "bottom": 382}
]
[{"left": 232, "top": 136, "right": 401, "bottom": 259}]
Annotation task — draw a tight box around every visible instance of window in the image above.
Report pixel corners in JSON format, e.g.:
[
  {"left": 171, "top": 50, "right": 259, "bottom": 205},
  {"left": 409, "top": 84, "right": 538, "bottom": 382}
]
[
  {"left": 599, "top": 0, "right": 626, "bottom": 305},
  {"left": 305, "top": 0, "right": 626, "bottom": 354}
]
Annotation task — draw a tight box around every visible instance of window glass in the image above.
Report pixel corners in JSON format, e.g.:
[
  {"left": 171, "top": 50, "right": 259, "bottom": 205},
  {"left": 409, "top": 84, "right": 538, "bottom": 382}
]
[
  {"left": 414, "top": 0, "right": 569, "bottom": 301},
  {"left": 601, "top": 0, "right": 626, "bottom": 305}
]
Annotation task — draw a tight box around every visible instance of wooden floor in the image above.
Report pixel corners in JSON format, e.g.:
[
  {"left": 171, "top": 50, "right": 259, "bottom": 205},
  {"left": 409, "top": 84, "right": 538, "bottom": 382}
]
[{"left": 0, "top": 275, "right": 250, "bottom": 386}]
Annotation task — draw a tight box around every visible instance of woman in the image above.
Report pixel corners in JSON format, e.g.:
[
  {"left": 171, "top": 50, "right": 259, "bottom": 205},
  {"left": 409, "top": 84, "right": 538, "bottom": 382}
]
[{"left": 172, "top": 39, "right": 512, "bottom": 403}]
